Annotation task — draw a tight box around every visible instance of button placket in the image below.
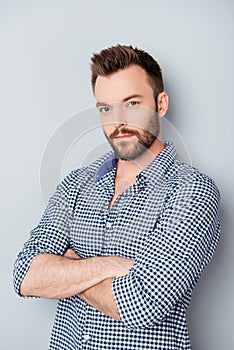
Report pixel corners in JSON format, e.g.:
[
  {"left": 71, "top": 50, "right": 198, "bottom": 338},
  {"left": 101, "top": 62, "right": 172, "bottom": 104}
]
[{"left": 106, "top": 221, "right": 112, "bottom": 228}]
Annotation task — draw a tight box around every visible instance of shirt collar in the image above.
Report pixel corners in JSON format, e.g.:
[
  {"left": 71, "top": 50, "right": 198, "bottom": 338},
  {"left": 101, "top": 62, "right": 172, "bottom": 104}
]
[
  {"left": 94, "top": 153, "right": 118, "bottom": 183},
  {"left": 91, "top": 141, "right": 176, "bottom": 187},
  {"left": 139, "top": 141, "right": 176, "bottom": 188}
]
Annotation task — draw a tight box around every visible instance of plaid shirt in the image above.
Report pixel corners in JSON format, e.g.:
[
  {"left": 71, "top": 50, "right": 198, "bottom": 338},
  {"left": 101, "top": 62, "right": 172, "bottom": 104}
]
[{"left": 14, "top": 142, "right": 221, "bottom": 350}]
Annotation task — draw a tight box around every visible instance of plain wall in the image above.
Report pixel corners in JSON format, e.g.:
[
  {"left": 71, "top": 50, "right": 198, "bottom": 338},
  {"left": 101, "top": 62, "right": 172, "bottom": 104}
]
[{"left": 1, "top": 1, "right": 233, "bottom": 349}]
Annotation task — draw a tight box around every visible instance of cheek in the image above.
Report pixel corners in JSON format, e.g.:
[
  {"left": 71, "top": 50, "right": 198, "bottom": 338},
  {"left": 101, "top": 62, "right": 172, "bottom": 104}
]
[
  {"left": 101, "top": 123, "right": 114, "bottom": 137},
  {"left": 124, "top": 107, "right": 156, "bottom": 129}
]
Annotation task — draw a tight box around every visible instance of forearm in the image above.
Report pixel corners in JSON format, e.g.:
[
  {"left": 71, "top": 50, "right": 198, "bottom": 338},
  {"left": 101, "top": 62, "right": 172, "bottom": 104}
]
[
  {"left": 20, "top": 253, "right": 116, "bottom": 299},
  {"left": 80, "top": 278, "right": 120, "bottom": 320}
]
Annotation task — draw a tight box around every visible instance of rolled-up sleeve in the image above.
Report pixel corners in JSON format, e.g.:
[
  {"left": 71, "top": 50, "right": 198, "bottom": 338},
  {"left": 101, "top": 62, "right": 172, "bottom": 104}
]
[
  {"left": 13, "top": 174, "right": 74, "bottom": 296},
  {"left": 112, "top": 175, "right": 221, "bottom": 329}
]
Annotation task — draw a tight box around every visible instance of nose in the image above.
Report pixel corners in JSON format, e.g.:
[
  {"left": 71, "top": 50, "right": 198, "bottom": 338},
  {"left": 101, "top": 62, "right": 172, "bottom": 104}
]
[{"left": 111, "top": 103, "right": 127, "bottom": 127}]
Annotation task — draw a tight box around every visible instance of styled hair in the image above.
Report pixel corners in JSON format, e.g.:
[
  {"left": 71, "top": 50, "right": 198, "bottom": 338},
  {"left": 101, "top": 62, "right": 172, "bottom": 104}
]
[{"left": 90, "top": 44, "right": 164, "bottom": 103}]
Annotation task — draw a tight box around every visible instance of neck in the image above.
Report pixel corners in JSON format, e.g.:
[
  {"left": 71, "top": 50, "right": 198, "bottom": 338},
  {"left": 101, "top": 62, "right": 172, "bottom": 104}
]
[{"left": 116, "top": 138, "right": 164, "bottom": 181}]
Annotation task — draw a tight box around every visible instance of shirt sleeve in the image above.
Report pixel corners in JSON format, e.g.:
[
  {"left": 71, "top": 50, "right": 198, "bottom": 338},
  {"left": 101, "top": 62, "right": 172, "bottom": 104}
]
[
  {"left": 112, "top": 173, "right": 221, "bottom": 329},
  {"left": 13, "top": 172, "right": 75, "bottom": 296}
]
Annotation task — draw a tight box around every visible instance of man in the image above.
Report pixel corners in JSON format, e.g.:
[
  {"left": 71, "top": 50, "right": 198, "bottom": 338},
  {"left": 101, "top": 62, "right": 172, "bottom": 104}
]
[{"left": 14, "top": 45, "right": 221, "bottom": 349}]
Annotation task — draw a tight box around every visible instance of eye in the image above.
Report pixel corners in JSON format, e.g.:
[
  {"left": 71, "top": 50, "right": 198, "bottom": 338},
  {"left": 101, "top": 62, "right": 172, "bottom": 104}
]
[
  {"left": 99, "top": 106, "right": 111, "bottom": 113},
  {"left": 126, "top": 100, "right": 140, "bottom": 108}
]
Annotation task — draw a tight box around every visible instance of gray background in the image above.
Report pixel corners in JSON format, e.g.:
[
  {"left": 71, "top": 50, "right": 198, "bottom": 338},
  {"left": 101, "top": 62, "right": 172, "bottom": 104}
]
[{"left": 1, "top": 1, "right": 233, "bottom": 349}]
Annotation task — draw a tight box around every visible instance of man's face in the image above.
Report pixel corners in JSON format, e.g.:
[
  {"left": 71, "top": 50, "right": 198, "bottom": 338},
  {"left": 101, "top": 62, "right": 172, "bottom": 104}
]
[{"left": 95, "top": 65, "right": 160, "bottom": 160}]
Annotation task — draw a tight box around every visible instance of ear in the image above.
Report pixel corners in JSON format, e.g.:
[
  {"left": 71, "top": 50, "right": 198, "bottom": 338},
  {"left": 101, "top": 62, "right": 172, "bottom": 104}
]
[{"left": 157, "top": 92, "right": 169, "bottom": 117}]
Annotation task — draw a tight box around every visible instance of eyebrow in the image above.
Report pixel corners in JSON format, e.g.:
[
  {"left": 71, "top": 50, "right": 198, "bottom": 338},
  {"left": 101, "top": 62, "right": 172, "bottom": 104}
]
[{"left": 96, "top": 94, "right": 143, "bottom": 107}]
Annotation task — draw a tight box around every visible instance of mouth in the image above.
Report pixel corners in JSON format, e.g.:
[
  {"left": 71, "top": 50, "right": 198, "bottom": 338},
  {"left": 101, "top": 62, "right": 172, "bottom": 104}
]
[{"left": 115, "top": 134, "right": 133, "bottom": 139}]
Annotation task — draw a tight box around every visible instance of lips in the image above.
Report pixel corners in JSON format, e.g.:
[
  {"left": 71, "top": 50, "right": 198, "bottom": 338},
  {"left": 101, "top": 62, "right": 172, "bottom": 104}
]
[{"left": 115, "top": 134, "right": 133, "bottom": 139}]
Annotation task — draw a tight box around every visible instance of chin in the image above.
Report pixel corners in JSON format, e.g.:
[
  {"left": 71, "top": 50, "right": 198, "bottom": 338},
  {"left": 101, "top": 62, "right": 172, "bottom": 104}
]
[{"left": 114, "top": 147, "right": 147, "bottom": 161}]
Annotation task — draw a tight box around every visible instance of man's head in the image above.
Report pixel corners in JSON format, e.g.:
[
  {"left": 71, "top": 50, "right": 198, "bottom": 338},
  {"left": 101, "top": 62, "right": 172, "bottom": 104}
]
[
  {"left": 90, "top": 44, "right": 168, "bottom": 160},
  {"left": 91, "top": 44, "right": 164, "bottom": 109}
]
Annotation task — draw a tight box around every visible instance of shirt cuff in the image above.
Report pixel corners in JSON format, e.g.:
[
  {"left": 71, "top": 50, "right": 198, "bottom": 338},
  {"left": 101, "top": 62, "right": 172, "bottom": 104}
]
[
  {"left": 13, "top": 251, "right": 41, "bottom": 298},
  {"left": 112, "top": 271, "right": 150, "bottom": 329}
]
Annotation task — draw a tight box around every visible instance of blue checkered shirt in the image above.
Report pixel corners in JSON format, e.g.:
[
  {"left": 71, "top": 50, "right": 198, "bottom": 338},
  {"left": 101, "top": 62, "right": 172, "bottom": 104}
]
[{"left": 14, "top": 142, "right": 221, "bottom": 350}]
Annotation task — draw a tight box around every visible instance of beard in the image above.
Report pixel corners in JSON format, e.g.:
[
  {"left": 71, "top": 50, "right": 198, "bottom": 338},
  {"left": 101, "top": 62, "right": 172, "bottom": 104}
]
[{"left": 105, "top": 114, "right": 160, "bottom": 161}]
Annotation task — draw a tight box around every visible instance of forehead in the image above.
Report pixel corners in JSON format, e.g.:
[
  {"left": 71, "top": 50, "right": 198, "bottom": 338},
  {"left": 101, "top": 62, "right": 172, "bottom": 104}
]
[{"left": 94, "top": 64, "right": 153, "bottom": 103}]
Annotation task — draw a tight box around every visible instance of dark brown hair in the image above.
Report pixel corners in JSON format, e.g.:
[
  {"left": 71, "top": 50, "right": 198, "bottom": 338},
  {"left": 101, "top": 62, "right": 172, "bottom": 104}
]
[{"left": 90, "top": 44, "right": 164, "bottom": 103}]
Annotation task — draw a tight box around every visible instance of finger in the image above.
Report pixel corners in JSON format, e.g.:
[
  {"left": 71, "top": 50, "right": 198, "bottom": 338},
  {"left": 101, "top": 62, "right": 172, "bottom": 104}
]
[{"left": 63, "top": 248, "right": 81, "bottom": 260}]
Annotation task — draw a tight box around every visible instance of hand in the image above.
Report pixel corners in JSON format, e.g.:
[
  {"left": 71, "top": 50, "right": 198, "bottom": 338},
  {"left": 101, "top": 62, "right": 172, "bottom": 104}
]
[
  {"left": 63, "top": 248, "right": 81, "bottom": 260},
  {"left": 107, "top": 256, "right": 134, "bottom": 278}
]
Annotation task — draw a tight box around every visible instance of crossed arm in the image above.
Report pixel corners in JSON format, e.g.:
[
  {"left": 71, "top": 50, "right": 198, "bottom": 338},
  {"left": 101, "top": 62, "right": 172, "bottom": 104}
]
[
  {"left": 18, "top": 172, "right": 221, "bottom": 328},
  {"left": 20, "top": 249, "right": 134, "bottom": 320}
]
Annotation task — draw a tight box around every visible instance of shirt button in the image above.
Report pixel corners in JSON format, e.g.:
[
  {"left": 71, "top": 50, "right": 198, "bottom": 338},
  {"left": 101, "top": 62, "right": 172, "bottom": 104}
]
[
  {"left": 83, "top": 334, "right": 90, "bottom": 341},
  {"left": 106, "top": 222, "right": 112, "bottom": 228}
]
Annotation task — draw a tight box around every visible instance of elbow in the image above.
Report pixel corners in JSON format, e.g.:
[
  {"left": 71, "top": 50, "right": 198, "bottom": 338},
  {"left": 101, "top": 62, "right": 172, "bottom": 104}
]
[
  {"left": 13, "top": 258, "right": 32, "bottom": 297},
  {"left": 14, "top": 254, "right": 44, "bottom": 298},
  {"left": 112, "top": 275, "right": 167, "bottom": 329},
  {"left": 19, "top": 274, "right": 48, "bottom": 298},
  {"left": 19, "top": 277, "right": 32, "bottom": 297},
  {"left": 119, "top": 303, "right": 166, "bottom": 330},
  {"left": 13, "top": 268, "right": 36, "bottom": 298},
  {"left": 121, "top": 315, "right": 161, "bottom": 330}
]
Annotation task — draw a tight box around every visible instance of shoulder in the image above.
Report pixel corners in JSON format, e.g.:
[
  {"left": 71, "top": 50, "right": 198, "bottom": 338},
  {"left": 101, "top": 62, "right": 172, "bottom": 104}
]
[
  {"left": 167, "top": 159, "right": 220, "bottom": 204},
  {"left": 59, "top": 151, "right": 113, "bottom": 193}
]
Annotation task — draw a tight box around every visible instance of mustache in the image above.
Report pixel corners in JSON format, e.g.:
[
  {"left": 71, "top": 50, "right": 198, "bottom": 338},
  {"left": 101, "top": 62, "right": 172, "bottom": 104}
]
[{"left": 109, "top": 127, "right": 141, "bottom": 139}]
